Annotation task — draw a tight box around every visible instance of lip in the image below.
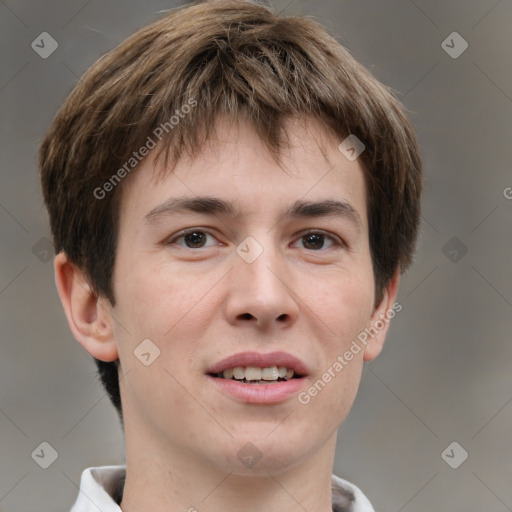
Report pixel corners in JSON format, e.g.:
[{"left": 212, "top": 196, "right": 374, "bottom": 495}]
[
  {"left": 208, "top": 375, "right": 307, "bottom": 404},
  {"left": 206, "top": 351, "right": 309, "bottom": 376},
  {"left": 206, "top": 351, "right": 309, "bottom": 404}
]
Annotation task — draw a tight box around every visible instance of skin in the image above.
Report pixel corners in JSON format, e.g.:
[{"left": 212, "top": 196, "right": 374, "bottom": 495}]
[{"left": 55, "top": 116, "right": 399, "bottom": 512}]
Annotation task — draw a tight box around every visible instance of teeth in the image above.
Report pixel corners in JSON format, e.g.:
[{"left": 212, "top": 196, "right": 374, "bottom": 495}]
[
  {"left": 233, "top": 367, "right": 244, "bottom": 379},
  {"left": 222, "top": 368, "right": 233, "bottom": 379},
  {"left": 245, "top": 366, "right": 262, "bottom": 381},
  {"left": 261, "top": 366, "right": 278, "bottom": 380},
  {"left": 219, "top": 365, "right": 297, "bottom": 381}
]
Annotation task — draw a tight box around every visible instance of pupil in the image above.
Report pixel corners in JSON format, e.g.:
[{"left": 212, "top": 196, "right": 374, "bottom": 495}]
[
  {"left": 183, "top": 232, "right": 324, "bottom": 249},
  {"left": 185, "top": 231, "right": 206, "bottom": 248},
  {"left": 304, "top": 233, "right": 323, "bottom": 250}
]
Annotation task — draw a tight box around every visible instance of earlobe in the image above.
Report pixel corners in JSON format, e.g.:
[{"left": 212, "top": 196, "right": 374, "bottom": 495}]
[
  {"left": 54, "top": 252, "right": 119, "bottom": 362},
  {"left": 362, "top": 270, "right": 401, "bottom": 362}
]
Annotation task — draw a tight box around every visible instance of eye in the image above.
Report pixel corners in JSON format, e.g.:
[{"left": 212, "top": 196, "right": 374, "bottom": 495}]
[
  {"left": 292, "top": 230, "right": 343, "bottom": 251},
  {"left": 166, "top": 229, "right": 218, "bottom": 249},
  {"left": 166, "top": 228, "right": 344, "bottom": 251}
]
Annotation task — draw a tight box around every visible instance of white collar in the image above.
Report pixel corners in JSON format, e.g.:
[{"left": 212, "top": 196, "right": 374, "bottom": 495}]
[{"left": 69, "top": 465, "right": 375, "bottom": 512}]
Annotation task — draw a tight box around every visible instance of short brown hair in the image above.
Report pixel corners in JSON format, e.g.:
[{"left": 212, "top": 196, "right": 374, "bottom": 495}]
[{"left": 39, "top": 0, "right": 423, "bottom": 423}]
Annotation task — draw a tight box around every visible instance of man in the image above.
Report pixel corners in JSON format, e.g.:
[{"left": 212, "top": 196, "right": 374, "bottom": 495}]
[{"left": 38, "top": 1, "right": 423, "bottom": 510}]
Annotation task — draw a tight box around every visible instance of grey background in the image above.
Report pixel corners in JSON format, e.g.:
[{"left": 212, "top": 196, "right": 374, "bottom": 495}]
[{"left": 1, "top": 0, "right": 511, "bottom": 511}]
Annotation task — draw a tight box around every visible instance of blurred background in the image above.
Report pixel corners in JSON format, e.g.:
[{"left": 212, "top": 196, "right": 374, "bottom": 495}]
[{"left": 1, "top": 0, "right": 511, "bottom": 510}]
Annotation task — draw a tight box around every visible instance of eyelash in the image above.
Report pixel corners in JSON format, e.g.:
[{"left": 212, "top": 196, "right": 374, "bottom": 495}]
[{"left": 166, "top": 228, "right": 345, "bottom": 251}]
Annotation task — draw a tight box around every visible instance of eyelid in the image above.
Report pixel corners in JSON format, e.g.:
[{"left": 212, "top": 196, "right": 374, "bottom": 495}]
[
  {"left": 293, "top": 229, "right": 345, "bottom": 249},
  {"left": 166, "top": 227, "right": 220, "bottom": 246},
  {"left": 166, "top": 227, "right": 346, "bottom": 249}
]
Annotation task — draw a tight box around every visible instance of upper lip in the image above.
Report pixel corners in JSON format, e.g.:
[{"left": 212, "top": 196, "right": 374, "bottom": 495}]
[{"left": 207, "top": 351, "right": 309, "bottom": 376}]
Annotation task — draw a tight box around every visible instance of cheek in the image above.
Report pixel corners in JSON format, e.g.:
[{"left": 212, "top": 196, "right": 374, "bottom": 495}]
[
  {"left": 312, "top": 266, "right": 375, "bottom": 343},
  {"left": 113, "top": 262, "right": 219, "bottom": 380},
  {"left": 302, "top": 266, "right": 373, "bottom": 412},
  {"left": 113, "top": 266, "right": 206, "bottom": 416},
  {"left": 296, "top": 347, "right": 364, "bottom": 440},
  {"left": 116, "top": 261, "right": 202, "bottom": 335}
]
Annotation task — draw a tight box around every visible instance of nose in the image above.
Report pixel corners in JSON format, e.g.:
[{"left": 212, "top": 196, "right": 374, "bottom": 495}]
[{"left": 223, "top": 238, "right": 300, "bottom": 331}]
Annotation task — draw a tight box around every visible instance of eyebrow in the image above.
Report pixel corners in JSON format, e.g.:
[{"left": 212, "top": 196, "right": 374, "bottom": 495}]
[{"left": 144, "top": 196, "right": 363, "bottom": 232}]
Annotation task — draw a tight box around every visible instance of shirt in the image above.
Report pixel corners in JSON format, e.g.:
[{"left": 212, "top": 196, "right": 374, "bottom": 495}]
[{"left": 69, "top": 465, "right": 375, "bottom": 512}]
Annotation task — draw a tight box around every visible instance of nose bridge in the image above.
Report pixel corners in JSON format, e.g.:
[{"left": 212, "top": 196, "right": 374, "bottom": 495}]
[
  {"left": 228, "top": 232, "right": 298, "bottom": 326},
  {"left": 237, "top": 233, "right": 283, "bottom": 292}
]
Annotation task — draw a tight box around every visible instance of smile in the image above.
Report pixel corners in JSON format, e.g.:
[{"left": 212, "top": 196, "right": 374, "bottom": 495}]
[
  {"left": 211, "top": 365, "right": 299, "bottom": 384},
  {"left": 206, "top": 351, "right": 309, "bottom": 403}
]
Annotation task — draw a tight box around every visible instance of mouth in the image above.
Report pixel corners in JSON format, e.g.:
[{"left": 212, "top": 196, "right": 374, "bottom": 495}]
[
  {"left": 209, "top": 365, "right": 303, "bottom": 384},
  {"left": 206, "top": 351, "right": 309, "bottom": 389}
]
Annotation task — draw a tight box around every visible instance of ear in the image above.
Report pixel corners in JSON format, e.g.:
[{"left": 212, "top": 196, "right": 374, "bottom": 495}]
[
  {"left": 54, "top": 251, "right": 119, "bottom": 362},
  {"left": 362, "top": 269, "right": 401, "bottom": 362}
]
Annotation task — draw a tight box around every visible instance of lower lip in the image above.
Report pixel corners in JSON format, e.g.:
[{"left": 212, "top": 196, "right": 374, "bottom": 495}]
[{"left": 208, "top": 376, "right": 307, "bottom": 404}]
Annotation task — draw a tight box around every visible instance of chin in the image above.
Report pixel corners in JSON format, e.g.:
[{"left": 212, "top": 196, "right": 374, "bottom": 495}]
[{"left": 209, "top": 430, "right": 318, "bottom": 476}]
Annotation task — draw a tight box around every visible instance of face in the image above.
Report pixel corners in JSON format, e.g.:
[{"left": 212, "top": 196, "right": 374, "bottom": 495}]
[{"left": 109, "top": 116, "right": 390, "bottom": 475}]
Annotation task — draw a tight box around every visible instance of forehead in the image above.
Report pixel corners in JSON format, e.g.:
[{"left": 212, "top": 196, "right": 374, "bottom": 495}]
[{"left": 118, "top": 116, "right": 368, "bottom": 229}]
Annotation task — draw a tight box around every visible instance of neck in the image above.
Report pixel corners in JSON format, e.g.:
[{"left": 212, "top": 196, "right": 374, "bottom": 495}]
[{"left": 119, "top": 418, "right": 338, "bottom": 512}]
